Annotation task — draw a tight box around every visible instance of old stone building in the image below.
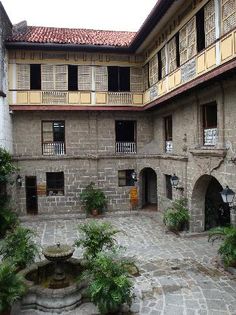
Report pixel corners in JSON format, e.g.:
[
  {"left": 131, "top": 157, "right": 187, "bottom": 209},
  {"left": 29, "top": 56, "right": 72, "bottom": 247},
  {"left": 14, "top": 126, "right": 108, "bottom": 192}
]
[
  {"left": 1, "top": 0, "right": 236, "bottom": 232},
  {"left": 0, "top": 2, "right": 12, "bottom": 150}
]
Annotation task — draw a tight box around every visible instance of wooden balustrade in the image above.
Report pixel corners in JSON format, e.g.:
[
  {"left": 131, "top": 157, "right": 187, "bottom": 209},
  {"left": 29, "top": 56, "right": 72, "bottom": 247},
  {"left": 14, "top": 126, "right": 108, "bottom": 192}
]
[
  {"left": 42, "top": 142, "right": 65, "bottom": 155},
  {"left": 116, "top": 142, "right": 136, "bottom": 154}
]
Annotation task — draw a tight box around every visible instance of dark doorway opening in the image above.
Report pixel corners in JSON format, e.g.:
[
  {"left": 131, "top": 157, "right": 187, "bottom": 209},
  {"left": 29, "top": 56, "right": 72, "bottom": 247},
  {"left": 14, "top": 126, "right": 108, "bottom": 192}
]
[
  {"left": 25, "top": 176, "right": 38, "bottom": 215},
  {"left": 205, "top": 177, "right": 230, "bottom": 230},
  {"left": 140, "top": 168, "right": 157, "bottom": 209}
]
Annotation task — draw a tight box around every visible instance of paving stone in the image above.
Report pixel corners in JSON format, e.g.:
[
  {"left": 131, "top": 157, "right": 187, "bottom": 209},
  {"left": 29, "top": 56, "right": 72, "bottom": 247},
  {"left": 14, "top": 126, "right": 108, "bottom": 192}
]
[{"left": 14, "top": 213, "right": 236, "bottom": 315}]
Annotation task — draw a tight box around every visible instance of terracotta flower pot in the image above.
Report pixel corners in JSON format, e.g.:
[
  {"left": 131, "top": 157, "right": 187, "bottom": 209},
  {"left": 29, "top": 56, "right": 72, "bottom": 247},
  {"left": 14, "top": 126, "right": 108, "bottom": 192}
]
[
  {"left": 92, "top": 208, "right": 98, "bottom": 216},
  {"left": 0, "top": 309, "right": 11, "bottom": 315}
]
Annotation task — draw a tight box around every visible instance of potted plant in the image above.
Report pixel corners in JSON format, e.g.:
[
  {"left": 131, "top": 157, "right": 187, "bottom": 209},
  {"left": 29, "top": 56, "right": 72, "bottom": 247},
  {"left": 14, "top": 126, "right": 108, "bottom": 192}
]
[
  {"left": 75, "top": 220, "right": 119, "bottom": 260},
  {"left": 163, "top": 198, "right": 190, "bottom": 232},
  {"left": 208, "top": 226, "right": 236, "bottom": 267},
  {"left": 80, "top": 252, "right": 133, "bottom": 315},
  {"left": 0, "top": 262, "right": 26, "bottom": 315},
  {"left": 80, "top": 182, "right": 107, "bottom": 216},
  {"left": 0, "top": 226, "right": 39, "bottom": 270}
]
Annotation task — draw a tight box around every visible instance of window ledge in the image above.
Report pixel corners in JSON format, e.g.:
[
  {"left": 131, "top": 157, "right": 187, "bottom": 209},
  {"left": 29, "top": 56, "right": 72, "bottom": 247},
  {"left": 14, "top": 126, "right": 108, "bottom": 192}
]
[{"left": 189, "top": 147, "right": 227, "bottom": 158}]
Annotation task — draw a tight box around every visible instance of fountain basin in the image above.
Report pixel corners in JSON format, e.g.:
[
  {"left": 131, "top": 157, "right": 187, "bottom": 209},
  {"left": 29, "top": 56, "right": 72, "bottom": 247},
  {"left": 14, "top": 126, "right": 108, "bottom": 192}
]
[{"left": 19, "top": 258, "right": 86, "bottom": 313}]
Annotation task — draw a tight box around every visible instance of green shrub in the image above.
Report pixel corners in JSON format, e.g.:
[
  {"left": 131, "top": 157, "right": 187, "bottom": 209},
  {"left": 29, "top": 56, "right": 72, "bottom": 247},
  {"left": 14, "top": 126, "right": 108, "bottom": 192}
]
[
  {"left": 163, "top": 198, "right": 190, "bottom": 231},
  {"left": 0, "top": 196, "right": 19, "bottom": 239},
  {"left": 81, "top": 253, "right": 133, "bottom": 315},
  {"left": 80, "top": 182, "right": 107, "bottom": 215},
  {"left": 75, "top": 220, "right": 119, "bottom": 260},
  {"left": 0, "top": 261, "right": 26, "bottom": 313},
  {"left": 208, "top": 226, "right": 236, "bottom": 267},
  {"left": 0, "top": 226, "right": 39, "bottom": 269},
  {"left": 0, "top": 147, "right": 17, "bottom": 186}
]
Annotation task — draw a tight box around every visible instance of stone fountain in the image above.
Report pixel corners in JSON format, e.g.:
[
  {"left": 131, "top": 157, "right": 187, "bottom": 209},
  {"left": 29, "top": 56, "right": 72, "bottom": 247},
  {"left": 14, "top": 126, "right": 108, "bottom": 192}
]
[
  {"left": 42, "top": 242, "right": 74, "bottom": 289},
  {"left": 20, "top": 242, "right": 86, "bottom": 313}
]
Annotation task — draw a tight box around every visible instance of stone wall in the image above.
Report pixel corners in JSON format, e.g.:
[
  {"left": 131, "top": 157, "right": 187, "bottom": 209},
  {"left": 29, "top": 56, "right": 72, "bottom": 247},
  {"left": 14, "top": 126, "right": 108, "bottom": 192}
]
[
  {"left": 0, "top": 2, "right": 12, "bottom": 151},
  {"left": 12, "top": 77, "right": 236, "bottom": 231}
]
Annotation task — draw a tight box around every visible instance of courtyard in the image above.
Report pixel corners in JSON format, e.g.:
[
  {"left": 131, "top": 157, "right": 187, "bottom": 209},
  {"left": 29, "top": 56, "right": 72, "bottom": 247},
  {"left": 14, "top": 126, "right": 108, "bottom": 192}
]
[{"left": 14, "top": 211, "right": 236, "bottom": 315}]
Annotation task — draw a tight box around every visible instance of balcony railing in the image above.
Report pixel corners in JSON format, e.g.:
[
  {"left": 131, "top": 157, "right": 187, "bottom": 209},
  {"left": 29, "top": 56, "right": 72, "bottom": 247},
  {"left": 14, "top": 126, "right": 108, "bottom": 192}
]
[
  {"left": 165, "top": 141, "right": 173, "bottom": 153},
  {"left": 108, "top": 92, "right": 132, "bottom": 105},
  {"left": 204, "top": 128, "right": 218, "bottom": 146},
  {"left": 42, "top": 141, "right": 65, "bottom": 155},
  {"left": 116, "top": 142, "right": 136, "bottom": 154}
]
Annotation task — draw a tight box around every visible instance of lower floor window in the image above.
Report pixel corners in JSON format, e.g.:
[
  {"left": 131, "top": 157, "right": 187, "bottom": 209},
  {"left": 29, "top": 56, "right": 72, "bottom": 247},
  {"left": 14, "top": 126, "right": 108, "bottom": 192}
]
[
  {"left": 46, "top": 172, "right": 64, "bottom": 196},
  {"left": 118, "top": 169, "right": 134, "bottom": 187}
]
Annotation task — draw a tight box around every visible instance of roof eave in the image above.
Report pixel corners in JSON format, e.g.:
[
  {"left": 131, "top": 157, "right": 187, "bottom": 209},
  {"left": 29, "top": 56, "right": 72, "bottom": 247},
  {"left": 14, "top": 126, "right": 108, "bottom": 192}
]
[
  {"left": 129, "top": 0, "right": 175, "bottom": 52},
  {"left": 5, "top": 41, "right": 131, "bottom": 53}
]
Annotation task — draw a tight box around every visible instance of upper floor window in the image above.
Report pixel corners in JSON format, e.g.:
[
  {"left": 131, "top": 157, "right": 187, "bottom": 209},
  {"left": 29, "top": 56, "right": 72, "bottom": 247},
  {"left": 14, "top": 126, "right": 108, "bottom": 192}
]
[
  {"left": 164, "top": 115, "right": 173, "bottom": 153},
  {"left": 42, "top": 121, "right": 65, "bottom": 155},
  {"left": 30, "top": 64, "right": 41, "bottom": 90},
  {"left": 115, "top": 120, "right": 136, "bottom": 154},
  {"left": 108, "top": 67, "right": 130, "bottom": 92},
  {"left": 68, "top": 65, "right": 78, "bottom": 91},
  {"left": 168, "top": 34, "right": 180, "bottom": 73},
  {"left": 46, "top": 172, "right": 64, "bottom": 196},
  {"left": 221, "top": 0, "right": 236, "bottom": 35},
  {"left": 202, "top": 102, "right": 217, "bottom": 146}
]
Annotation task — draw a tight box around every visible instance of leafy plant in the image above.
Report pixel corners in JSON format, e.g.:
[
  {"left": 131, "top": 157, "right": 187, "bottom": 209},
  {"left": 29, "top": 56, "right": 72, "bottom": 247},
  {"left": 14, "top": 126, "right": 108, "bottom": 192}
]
[
  {"left": 0, "top": 226, "right": 39, "bottom": 270},
  {"left": 0, "top": 196, "right": 19, "bottom": 239},
  {"left": 0, "top": 147, "right": 17, "bottom": 186},
  {"left": 0, "top": 261, "right": 26, "bottom": 313},
  {"left": 75, "top": 220, "right": 119, "bottom": 260},
  {"left": 80, "top": 182, "right": 107, "bottom": 215},
  {"left": 81, "top": 252, "right": 133, "bottom": 315},
  {"left": 208, "top": 226, "right": 236, "bottom": 267},
  {"left": 163, "top": 198, "right": 190, "bottom": 231}
]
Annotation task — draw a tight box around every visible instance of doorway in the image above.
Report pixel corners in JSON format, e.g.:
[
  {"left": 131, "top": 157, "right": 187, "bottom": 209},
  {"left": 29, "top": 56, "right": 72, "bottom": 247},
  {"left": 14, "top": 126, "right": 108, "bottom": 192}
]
[
  {"left": 25, "top": 176, "right": 38, "bottom": 215},
  {"left": 140, "top": 168, "right": 157, "bottom": 209},
  {"left": 191, "top": 175, "right": 230, "bottom": 231}
]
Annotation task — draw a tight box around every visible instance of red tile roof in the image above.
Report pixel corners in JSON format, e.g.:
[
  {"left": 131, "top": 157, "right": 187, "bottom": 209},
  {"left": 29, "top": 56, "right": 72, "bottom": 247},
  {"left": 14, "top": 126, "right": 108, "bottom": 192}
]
[{"left": 8, "top": 26, "right": 136, "bottom": 47}]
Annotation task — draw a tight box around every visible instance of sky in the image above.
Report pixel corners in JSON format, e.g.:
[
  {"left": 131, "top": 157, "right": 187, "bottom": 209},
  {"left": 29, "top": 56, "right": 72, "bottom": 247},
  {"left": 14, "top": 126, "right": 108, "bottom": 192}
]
[{"left": 1, "top": 0, "right": 157, "bottom": 32}]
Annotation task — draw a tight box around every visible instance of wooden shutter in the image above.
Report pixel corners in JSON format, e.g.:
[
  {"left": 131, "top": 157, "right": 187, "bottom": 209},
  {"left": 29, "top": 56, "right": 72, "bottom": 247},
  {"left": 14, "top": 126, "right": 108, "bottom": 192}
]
[
  {"left": 160, "top": 47, "right": 167, "bottom": 78},
  {"left": 94, "top": 66, "right": 108, "bottom": 91},
  {"left": 143, "top": 64, "right": 149, "bottom": 91},
  {"left": 168, "top": 37, "right": 177, "bottom": 73},
  {"left": 41, "top": 65, "right": 54, "bottom": 90},
  {"left": 179, "top": 17, "right": 197, "bottom": 65},
  {"left": 78, "top": 65, "right": 92, "bottom": 91},
  {"left": 42, "top": 122, "right": 53, "bottom": 142},
  {"left": 222, "top": 0, "right": 236, "bottom": 34},
  {"left": 149, "top": 54, "right": 158, "bottom": 86},
  {"left": 16, "top": 64, "right": 30, "bottom": 90},
  {"left": 54, "top": 65, "right": 67, "bottom": 90},
  {"left": 130, "top": 67, "right": 143, "bottom": 92},
  {"left": 205, "top": 0, "right": 216, "bottom": 47}
]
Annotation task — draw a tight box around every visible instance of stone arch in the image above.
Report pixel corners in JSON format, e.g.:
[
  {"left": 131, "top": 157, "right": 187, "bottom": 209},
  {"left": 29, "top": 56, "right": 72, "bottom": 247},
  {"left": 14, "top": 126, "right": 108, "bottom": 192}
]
[
  {"left": 191, "top": 174, "right": 230, "bottom": 232},
  {"left": 139, "top": 167, "right": 157, "bottom": 210}
]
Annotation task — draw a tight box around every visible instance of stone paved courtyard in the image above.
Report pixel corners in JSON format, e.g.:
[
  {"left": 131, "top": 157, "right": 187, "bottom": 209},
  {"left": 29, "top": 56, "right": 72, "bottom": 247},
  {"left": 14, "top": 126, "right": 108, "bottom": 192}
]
[{"left": 15, "top": 212, "right": 236, "bottom": 315}]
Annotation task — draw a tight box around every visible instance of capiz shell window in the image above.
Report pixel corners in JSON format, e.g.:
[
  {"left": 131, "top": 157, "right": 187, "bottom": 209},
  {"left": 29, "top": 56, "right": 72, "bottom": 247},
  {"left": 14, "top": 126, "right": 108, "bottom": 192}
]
[{"left": 46, "top": 172, "right": 64, "bottom": 196}]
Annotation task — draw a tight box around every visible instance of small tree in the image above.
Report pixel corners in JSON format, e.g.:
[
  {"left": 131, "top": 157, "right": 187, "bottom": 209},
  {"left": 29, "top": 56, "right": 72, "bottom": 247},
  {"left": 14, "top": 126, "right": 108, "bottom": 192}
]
[
  {"left": 0, "top": 226, "right": 39, "bottom": 270},
  {"left": 0, "top": 147, "right": 18, "bottom": 238},
  {"left": 208, "top": 226, "right": 236, "bottom": 267},
  {"left": 80, "top": 182, "right": 107, "bottom": 215},
  {"left": 81, "top": 252, "right": 133, "bottom": 315},
  {"left": 0, "top": 147, "right": 17, "bottom": 190},
  {"left": 75, "top": 220, "right": 119, "bottom": 260},
  {"left": 0, "top": 261, "right": 26, "bottom": 313},
  {"left": 163, "top": 198, "right": 190, "bottom": 232}
]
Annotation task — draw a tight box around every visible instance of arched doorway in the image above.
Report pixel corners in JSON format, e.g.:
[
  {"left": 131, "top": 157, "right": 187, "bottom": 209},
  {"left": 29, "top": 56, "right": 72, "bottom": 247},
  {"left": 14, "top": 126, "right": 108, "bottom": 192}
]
[
  {"left": 140, "top": 168, "right": 157, "bottom": 209},
  {"left": 191, "top": 175, "right": 230, "bottom": 231}
]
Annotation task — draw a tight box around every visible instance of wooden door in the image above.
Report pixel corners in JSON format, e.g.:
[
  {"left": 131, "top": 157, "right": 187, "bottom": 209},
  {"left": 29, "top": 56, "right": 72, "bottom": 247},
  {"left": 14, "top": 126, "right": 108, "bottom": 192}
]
[{"left": 25, "top": 176, "right": 38, "bottom": 215}]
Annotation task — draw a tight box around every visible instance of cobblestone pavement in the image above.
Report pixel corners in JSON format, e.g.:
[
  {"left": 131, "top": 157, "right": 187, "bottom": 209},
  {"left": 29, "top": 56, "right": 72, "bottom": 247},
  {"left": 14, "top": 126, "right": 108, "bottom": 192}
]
[{"left": 16, "top": 212, "right": 236, "bottom": 315}]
